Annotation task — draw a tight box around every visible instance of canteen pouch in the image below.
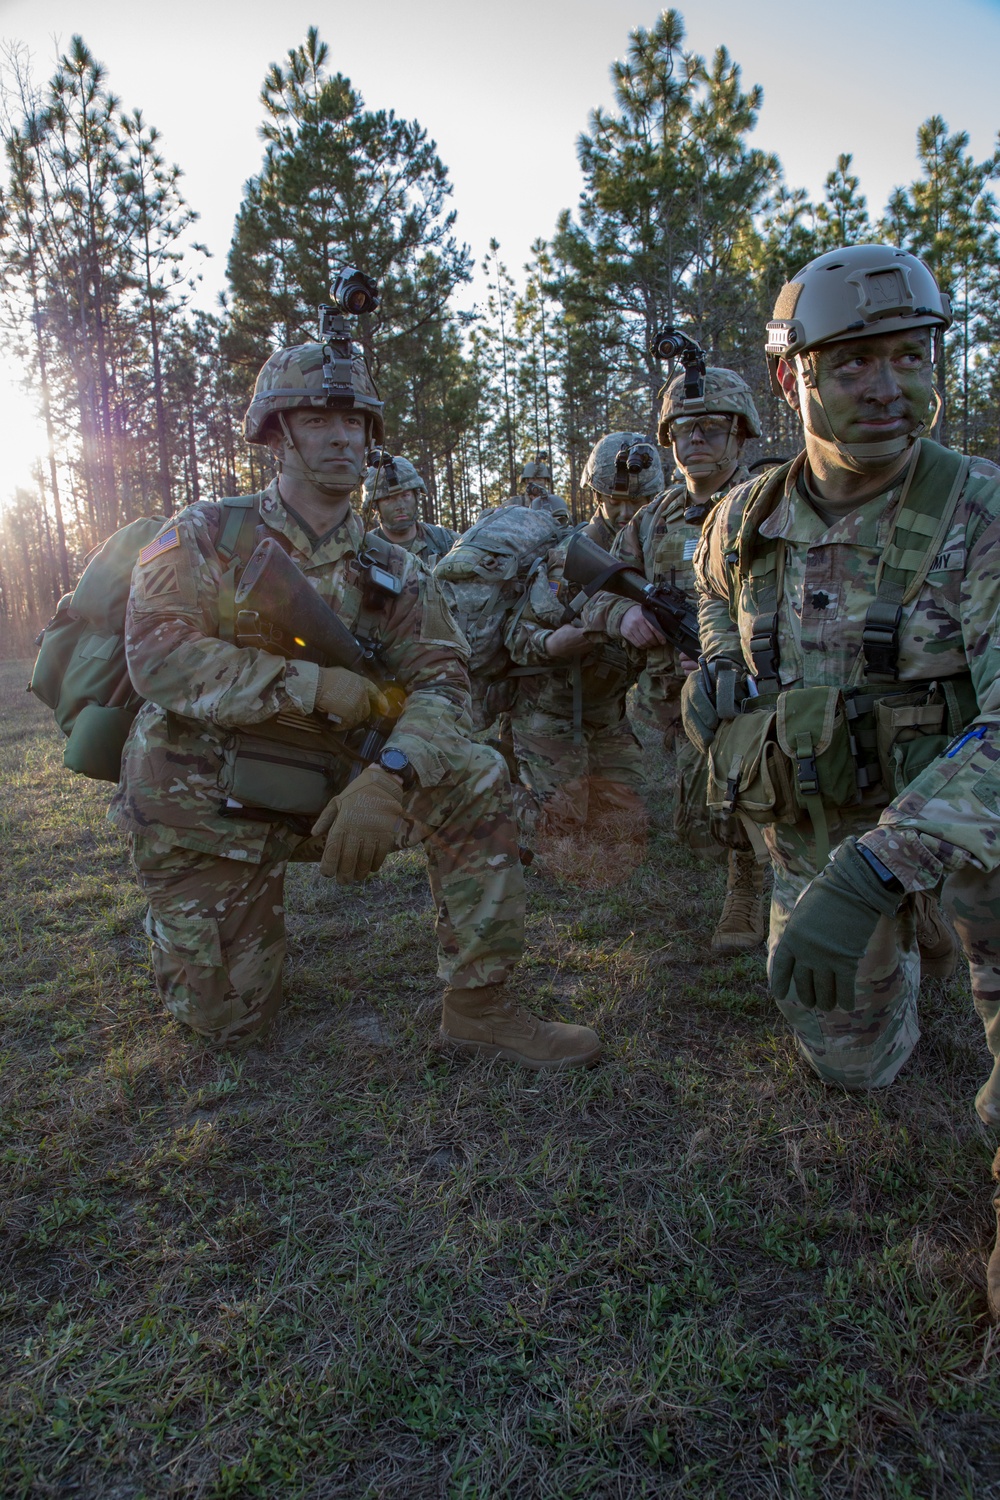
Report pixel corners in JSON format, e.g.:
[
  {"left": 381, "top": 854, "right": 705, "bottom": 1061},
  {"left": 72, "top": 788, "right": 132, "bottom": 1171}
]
[
  {"left": 708, "top": 686, "right": 860, "bottom": 862},
  {"left": 63, "top": 704, "right": 138, "bottom": 783},
  {"left": 220, "top": 735, "right": 348, "bottom": 819},
  {"left": 707, "top": 705, "right": 797, "bottom": 828}
]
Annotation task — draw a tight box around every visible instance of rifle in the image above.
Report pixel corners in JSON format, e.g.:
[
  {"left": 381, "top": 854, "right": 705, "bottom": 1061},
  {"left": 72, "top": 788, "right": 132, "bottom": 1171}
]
[
  {"left": 233, "top": 536, "right": 405, "bottom": 778},
  {"left": 563, "top": 530, "right": 701, "bottom": 660}
]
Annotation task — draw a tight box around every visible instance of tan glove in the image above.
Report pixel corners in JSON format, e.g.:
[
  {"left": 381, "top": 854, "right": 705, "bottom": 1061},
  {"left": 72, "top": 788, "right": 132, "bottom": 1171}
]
[
  {"left": 314, "top": 666, "right": 389, "bottom": 729},
  {"left": 312, "top": 763, "right": 408, "bottom": 883}
]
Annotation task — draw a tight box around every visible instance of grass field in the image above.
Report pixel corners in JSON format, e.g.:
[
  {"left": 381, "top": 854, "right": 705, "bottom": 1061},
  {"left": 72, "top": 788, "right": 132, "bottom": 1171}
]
[{"left": 2, "top": 657, "right": 999, "bottom": 1498}]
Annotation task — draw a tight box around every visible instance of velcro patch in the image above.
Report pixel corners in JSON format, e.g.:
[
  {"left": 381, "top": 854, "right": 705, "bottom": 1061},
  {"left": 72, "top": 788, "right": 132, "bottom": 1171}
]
[
  {"left": 138, "top": 527, "right": 180, "bottom": 566},
  {"left": 682, "top": 538, "right": 698, "bottom": 561}
]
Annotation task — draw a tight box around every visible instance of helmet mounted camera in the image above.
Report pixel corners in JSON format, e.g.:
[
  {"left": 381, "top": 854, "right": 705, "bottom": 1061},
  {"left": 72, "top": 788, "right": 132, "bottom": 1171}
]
[
  {"left": 318, "top": 267, "right": 380, "bottom": 408},
  {"left": 650, "top": 326, "right": 707, "bottom": 403}
]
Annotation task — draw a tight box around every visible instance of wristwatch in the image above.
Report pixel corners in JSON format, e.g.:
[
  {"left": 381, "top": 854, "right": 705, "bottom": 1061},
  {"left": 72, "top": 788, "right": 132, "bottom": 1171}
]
[
  {"left": 378, "top": 746, "right": 416, "bottom": 790},
  {"left": 857, "top": 843, "right": 905, "bottom": 895}
]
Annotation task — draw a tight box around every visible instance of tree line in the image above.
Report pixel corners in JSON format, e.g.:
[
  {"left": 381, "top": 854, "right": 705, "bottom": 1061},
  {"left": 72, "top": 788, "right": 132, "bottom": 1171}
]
[{"left": 1, "top": 10, "right": 998, "bottom": 649}]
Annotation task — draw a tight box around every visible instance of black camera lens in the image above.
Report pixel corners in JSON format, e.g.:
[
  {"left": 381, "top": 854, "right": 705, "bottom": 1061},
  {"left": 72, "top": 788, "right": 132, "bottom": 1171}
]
[
  {"left": 651, "top": 326, "right": 686, "bottom": 359},
  {"left": 333, "top": 267, "right": 379, "bottom": 317}
]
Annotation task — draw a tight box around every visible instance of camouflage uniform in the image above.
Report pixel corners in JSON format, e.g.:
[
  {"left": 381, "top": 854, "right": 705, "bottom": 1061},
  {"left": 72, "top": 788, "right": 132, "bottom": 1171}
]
[
  {"left": 696, "top": 448, "right": 1000, "bottom": 1097},
  {"left": 362, "top": 455, "right": 457, "bottom": 569},
  {"left": 504, "top": 517, "right": 643, "bottom": 837},
  {"left": 110, "top": 480, "right": 524, "bottom": 1046},
  {"left": 503, "top": 435, "right": 664, "bottom": 839},
  {"left": 370, "top": 517, "right": 457, "bottom": 568},
  {"left": 584, "top": 465, "right": 749, "bottom": 855}
]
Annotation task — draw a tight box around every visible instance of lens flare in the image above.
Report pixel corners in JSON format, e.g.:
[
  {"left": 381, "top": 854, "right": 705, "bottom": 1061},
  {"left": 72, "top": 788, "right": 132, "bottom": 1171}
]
[{"left": 0, "top": 375, "right": 48, "bottom": 507}]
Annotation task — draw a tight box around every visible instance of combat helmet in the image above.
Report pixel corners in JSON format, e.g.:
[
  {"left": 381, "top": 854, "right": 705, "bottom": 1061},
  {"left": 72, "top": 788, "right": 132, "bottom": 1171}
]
[
  {"left": 244, "top": 342, "right": 385, "bottom": 446},
  {"left": 658, "top": 367, "right": 762, "bottom": 445},
  {"left": 764, "top": 244, "right": 951, "bottom": 467},
  {"left": 363, "top": 454, "right": 426, "bottom": 507},
  {"left": 520, "top": 451, "right": 554, "bottom": 487},
  {"left": 582, "top": 432, "right": 664, "bottom": 500}
]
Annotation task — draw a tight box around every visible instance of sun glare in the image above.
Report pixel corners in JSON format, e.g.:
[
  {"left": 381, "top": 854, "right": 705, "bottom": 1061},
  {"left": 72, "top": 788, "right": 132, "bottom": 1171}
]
[{"left": 0, "top": 376, "right": 50, "bottom": 507}]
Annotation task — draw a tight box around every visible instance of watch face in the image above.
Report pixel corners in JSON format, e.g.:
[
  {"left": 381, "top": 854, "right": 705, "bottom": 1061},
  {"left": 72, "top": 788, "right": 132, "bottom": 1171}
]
[{"left": 381, "top": 748, "right": 407, "bottom": 773}]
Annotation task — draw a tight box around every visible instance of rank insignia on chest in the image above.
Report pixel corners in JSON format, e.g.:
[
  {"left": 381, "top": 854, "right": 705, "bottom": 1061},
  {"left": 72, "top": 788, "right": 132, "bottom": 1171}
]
[
  {"left": 682, "top": 538, "right": 698, "bottom": 561},
  {"left": 138, "top": 528, "right": 181, "bottom": 566}
]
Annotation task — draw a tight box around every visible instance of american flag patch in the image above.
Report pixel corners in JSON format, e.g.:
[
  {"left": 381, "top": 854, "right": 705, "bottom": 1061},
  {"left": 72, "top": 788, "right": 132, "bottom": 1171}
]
[{"left": 138, "top": 528, "right": 180, "bottom": 566}]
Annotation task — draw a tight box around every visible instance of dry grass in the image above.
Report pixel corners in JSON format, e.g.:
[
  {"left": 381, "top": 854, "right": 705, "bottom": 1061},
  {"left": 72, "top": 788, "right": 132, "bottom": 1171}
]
[{"left": 2, "top": 658, "right": 999, "bottom": 1498}]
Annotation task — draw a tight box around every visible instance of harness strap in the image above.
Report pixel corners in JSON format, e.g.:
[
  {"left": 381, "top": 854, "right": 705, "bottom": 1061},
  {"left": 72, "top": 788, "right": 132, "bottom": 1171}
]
[
  {"left": 862, "top": 440, "right": 970, "bottom": 682},
  {"left": 216, "top": 495, "right": 264, "bottom": 644},
  {"left": 571, "top": 658, "right": 584, "bottom": 745}
]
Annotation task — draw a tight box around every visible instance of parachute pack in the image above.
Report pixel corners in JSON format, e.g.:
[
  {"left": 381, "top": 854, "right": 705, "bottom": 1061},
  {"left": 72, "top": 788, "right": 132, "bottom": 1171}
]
[
  {"left": 29, "top": 499, "right": 260, "bottom": 782},
  {"left": 434, "top": 506, "right": 563, "bottom": 685}
]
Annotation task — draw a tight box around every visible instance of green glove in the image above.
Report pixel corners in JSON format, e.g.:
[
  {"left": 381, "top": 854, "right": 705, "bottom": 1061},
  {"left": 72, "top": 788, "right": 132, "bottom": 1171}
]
[
  {"left": 770, "top": 839, "right": 905, "bottom": 1012},
  {"left": 680, "top": 666, "right": 720, "bottom": 754},
  {"left": 312, "top": 763, "right": 407, "bottom": 884}
]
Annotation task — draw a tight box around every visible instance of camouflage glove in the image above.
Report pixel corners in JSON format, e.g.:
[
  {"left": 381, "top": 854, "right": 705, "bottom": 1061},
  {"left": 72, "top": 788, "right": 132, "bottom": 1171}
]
[
  {"left": 312, "top": 764, "right": 408, "bottom": 883},
  {"left": 771, "top": 839, "right": 905, "bottom": 1012},
  {"left": 315, "top": 666, "right": 388, "bottom": 729}
]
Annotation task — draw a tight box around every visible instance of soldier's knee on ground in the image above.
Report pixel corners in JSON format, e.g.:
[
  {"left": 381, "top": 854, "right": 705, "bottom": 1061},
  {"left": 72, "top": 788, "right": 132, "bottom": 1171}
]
[
  {"left": 145, "top": 904, "right": 284, "bottom": 1048},
  {"left": 134, "top": 840, "right": 288, "bottom": 1050}
]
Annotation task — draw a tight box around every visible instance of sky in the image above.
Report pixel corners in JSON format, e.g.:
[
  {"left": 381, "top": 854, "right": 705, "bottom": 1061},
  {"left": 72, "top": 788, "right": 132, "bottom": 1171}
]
[{"left": 0, "top": 0, "right": 998, "bottom": 494}]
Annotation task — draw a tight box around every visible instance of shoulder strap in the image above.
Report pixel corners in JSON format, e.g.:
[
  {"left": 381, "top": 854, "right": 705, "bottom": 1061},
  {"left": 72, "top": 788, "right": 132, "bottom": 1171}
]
[
  {"left": 731, "top": 458, "right": 800, "bottom": 691},
  {"left": 216, "top": 494, "right": 261, "bottom": 565},
  {"left": 862, "top": 440, "right": 970, "bottom": 682},
  {"left": 216, "top": 495, "right": 264, "bottom": 643}
]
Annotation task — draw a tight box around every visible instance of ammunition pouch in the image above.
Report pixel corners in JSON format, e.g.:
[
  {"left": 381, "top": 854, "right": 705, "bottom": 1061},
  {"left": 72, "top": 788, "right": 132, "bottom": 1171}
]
[
  {"left": 705, "top": 675, "right": 977, "bottom": 863},
  {"left": 870, "top": 675, "right": 977, "bottom": 797}
]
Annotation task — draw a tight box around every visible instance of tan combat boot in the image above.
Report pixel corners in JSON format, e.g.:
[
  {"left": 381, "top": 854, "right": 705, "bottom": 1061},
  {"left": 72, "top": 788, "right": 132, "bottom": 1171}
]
[
  {"left": 711, "top": 849, "right": 767, "bottom": 955},
  {"left": 913, "top": 890, "right": 959, "bottom": 981},
  {"left": 439, "top": 985, "right": 602, "bottom": 1071},
  {"left": 988, "top": 1148, "right": 1000, "bottom": 1321}
]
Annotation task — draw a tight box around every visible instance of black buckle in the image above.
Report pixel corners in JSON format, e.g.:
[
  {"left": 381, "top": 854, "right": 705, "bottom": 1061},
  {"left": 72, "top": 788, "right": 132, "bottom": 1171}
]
[
  {"left": 796, "top": 754, "right": 819, "bottom": 797},
  {"left": 862, "top": 603, "right": 902, "bottom": 680},
  {"left": 724, "top": 775, "right": 739, "bottom": 813},
  {"left": 749, "top": 612, "right": 780, "bottom": 685}
]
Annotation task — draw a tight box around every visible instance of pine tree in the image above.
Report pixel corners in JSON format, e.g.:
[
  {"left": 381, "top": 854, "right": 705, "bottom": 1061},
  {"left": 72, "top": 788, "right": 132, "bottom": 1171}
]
[
  {"left": 225, "top": 27, "right": 471, "bottom": 396},
  {"left": 882, "top": 117, "right": 1000, "bottom": 444},
  {"left": 551, "top": 10, "right": 778, "bottom": 431},
  {"left": 117, "top": 109, "right": 201, "bottom": 515},
  {"left": 815, "top": 153, "right": 870, "bottom": 249}
]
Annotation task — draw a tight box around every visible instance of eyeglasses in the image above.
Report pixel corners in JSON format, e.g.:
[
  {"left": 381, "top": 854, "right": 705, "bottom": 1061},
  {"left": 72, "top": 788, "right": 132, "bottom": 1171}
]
[{"left": 670, "top": 415, "right": 734, "bottom": 439}]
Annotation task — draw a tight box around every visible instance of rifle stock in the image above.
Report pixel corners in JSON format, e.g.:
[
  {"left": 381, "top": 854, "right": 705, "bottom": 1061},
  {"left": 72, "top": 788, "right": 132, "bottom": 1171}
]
[
  {"left": 234, "top": 537, "right": 369, "bottom": 672},
  {"left": 563, "top": 531, "right": 701, "bottom": 660},
  {"left": 233, "top": 536, "right": 403, "bottom": 779}
]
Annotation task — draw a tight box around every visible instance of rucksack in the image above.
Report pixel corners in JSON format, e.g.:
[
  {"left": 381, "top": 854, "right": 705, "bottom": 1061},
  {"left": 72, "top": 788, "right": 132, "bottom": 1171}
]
[
  {"left": 29, "top": 498, "right": 260, "bottom": 782},
  {"left": 433, "top": 507, "right": 562, "bottom": 680}
]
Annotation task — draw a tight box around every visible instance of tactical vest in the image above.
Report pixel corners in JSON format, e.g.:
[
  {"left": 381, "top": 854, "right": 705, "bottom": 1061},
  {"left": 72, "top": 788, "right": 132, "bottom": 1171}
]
[{"left": 707, "top": 439, "right": 979, "bottom": 861}]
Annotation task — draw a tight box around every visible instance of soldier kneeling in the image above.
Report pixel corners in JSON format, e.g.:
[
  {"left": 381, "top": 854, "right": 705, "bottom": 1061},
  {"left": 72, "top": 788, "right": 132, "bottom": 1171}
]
[{"left": 109, "top": 327, "right": 599, "bottom": 1071}]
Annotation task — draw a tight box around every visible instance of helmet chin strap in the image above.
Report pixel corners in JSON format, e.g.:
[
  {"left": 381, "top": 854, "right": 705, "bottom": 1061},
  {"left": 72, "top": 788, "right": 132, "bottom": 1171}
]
[
  {"left": 276, "top": 412, "right": 356, "bottom": 496},
  {"left": 798, "top": 355, "right": 939, "bottom": 476}
]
